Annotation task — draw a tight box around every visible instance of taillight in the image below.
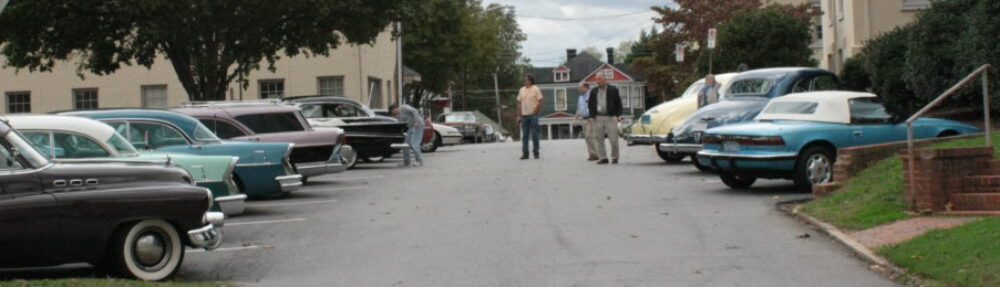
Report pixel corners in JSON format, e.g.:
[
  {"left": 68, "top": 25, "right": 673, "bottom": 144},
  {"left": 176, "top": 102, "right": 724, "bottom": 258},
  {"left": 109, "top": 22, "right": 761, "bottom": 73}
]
[
  {"left": 738, "top": 136, "right": 785, "bottom": 146},
  {"left": 702, "top": 135, "right": 721, "bottom": 144},
  {"left": 339, "top": 133, "right": 348, "bottom": 145}
]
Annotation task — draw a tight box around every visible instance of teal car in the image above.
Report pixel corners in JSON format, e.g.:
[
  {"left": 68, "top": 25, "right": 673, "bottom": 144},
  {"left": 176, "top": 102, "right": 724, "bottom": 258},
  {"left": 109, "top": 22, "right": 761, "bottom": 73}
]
[
  {"left": 61, "top": 109, "right": 302, "bottom": 199},
  {"left": 7, "top": 115, "right": 248, "bottom": 215}
]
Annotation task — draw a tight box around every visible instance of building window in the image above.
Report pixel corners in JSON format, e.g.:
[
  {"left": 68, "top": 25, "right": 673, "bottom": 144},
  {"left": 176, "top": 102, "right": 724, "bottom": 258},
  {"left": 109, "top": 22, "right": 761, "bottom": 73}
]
[
  {"left": 141, "top": 85, "right": 168, "bottom": 108},
  {"left": 554, "top": 71, "right": 569, "bottom": 82},
  {"left": 602, "top": 69, "right": 614, "bottom": 80},
  {"left": 73, "top": 89, "right": 99, "bottom": 110},
  {"left": 836, "top": 0, "right": 844, "bottom": 21},
  {"left": 368, "top": 77, "right": 383, "bottom": 108},
  {"left": 901, "top": 0, "right": 931, "bottom": 11},
  {"left": 631, "top": 86, "right": 643, "bottom": 110},
  {"left": 317, "top": 76, "right": 344, "bottom": 97},
  {"left": 259, "top": 79, "right": 285, "bottom": 99},
  {"left": 620, "top": 85, "right": 631, "bottom": 108},
  {"left": 554, "top": 88, "right": 567, "bottom": 111},
  {"left": 5, "top": 92, "right": 30, "bottom": 113}
]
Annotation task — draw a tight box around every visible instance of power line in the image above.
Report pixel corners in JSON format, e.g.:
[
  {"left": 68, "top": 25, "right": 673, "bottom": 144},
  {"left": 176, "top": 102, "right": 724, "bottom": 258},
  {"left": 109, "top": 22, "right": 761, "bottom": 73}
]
[{"left": 518, "top": 10, "right": 655, "bottom": 22}]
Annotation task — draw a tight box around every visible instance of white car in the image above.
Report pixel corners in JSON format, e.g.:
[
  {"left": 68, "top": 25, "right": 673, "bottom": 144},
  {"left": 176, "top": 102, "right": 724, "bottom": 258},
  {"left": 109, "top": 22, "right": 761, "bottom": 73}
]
[{"left": 423, "top": 123, "right": 464, "bottom": 152}]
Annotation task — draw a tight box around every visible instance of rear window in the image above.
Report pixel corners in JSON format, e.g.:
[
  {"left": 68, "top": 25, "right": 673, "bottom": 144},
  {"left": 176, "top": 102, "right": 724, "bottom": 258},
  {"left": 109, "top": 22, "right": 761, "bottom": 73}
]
[
  {"left": 763, "top": 102, "right": 818, "bottom": 114},
  {"left": 727, "top": 79, "right": 773, "bottom": 96},
  {"left": 235, "top": 113, "right": 305, "bottom": 134}
]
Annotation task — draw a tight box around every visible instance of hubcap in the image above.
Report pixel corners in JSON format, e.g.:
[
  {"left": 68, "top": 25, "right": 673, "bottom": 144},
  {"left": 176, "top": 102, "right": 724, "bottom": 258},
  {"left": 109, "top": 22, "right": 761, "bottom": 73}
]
[
  {"left": 133, "top": 230, "right": 169, "bottom": 269},
  {"left": 806, "top": 153, "right": 832, "bottom": 184}
]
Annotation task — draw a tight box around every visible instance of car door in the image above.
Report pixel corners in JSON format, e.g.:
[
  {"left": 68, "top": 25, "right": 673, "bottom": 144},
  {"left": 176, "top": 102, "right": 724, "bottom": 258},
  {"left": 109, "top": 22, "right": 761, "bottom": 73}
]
[
  {"left": 848, "top": 98, "right": 904, "bottom": 146},
  {"left": 0, "top": 136, "right": 56, "bottom": 267},
  {"left": 116, "top": 120, "right": 205, "bottom": 155}
]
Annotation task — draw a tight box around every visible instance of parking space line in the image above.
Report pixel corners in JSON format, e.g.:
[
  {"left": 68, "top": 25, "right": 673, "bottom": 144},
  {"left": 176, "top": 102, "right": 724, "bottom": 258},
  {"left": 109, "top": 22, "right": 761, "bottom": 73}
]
[
  {"left": 227, "top": 218, "right": 307, "bottom": 226},
  {"left": 298, "top": 185, "right": 369, "bottom": 193},
  {"left": 246, "top": 199, "right": 339, "bottom": 208},
  {"left": 187, "top": 245, "right": 263, "bottom": 253},
  {"left": 333, "top": 175, "right": 385, "bottom": 181}
]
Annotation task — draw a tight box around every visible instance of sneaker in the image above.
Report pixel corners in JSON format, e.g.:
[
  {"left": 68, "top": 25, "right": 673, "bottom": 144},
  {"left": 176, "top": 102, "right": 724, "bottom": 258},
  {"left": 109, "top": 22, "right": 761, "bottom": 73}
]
[
  {"left": 587, "top": 155, "right": 599, "bottom": 161},
  {"left": 520, "top": 155, "right": 528, "bottom": 160},
  {"left": 534, "top": 153, "right": 540, "bottom": 159},
  {"left": 596, "top": 159, "right": 609, "bottom": 165},
  {"left": 612, "top": 159, "right": 619, "bottom": 164}
]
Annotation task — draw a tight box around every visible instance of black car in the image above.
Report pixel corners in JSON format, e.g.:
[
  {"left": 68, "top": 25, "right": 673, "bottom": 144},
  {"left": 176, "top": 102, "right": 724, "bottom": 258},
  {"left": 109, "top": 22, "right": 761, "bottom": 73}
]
[
  {"left": 659, "top": 67, "right": 840, "bottom": 171},
  {"left": 0, "top": 120, "right": 223, "bottom": 281},
  {"left": 284, "top": 96, "right": 406, "bottom": 166}
]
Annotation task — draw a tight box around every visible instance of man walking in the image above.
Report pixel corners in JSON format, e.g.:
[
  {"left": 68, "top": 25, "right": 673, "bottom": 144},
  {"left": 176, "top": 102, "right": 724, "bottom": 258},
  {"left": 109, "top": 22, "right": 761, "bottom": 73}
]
[
  {"left": 588, "top": 74, "right": 623, "bottom": 165},
  {"left": 697, "top": 74, "right": 720, "bottom": 108},
  {"left": 390, "top": 104, "right": 424, "bottom": 167},
  {"left": 517, "top": 75, "right": 543, "bottom": 160},
  {"left": 576, "top": 83, "right": 598, "bottom": 161}
]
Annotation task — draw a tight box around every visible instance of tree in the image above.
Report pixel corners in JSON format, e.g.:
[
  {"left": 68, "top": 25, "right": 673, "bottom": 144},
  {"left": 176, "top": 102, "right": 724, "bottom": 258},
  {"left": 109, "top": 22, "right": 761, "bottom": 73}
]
[
  {"left": 0, "top": 0, "right": 407, "bottom": 101},
  {"left": 579, "top": 46, "right": 603, "bottom": 61},
  {"left": 622, "top": 27, "right": 658, "bottom": 66},
  {"left": 699, "top": 7, "right": 816, "bottom": 73}
]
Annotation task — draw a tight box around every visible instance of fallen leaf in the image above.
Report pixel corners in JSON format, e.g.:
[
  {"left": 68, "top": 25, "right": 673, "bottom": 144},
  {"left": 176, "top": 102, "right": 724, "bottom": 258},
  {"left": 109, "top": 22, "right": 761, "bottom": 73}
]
[
  {"left": 242, "top": 242, "right": 254, "bottom": 247},
  {"left": 660, "top": 212, "right": 670, "bottom": 216},
  {"left": 382, "top": 212, "right": 392, "bottom": 216},
  {"left": 606, "top": 196, "right": 612, "bottom": 201},
  {"left": 692, "top": 270, "right": 701, "bottom": 274},
  {"left": 467, "top": 210, "right": 471, "bottom": 214},
  {"left": 261, "top": 245, "right": 274, "bottom": 250},
  {"left": 772, "top": 196, "right": 781, "bottom": 201},
  {"left": 797, "top": 233, "right": 811, "bottom": 239},
  {"left": 369, "top": 202, "right": 377, "bottom": 206},
  {"left": 630, "top": 234, "right": 640, "bottom": 239}
]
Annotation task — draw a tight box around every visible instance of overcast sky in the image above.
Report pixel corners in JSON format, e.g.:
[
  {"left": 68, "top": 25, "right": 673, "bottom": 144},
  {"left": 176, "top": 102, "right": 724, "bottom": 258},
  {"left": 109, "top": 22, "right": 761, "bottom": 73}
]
[{"left": 482, "top": 0, "right": 674, "bottom": 67}]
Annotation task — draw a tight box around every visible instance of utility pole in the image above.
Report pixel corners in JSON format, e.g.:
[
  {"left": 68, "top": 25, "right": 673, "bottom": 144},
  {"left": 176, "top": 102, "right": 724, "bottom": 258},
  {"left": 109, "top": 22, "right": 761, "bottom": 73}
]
[
  {"left": 493, "top": 67, "right": 502, "bottom": 127},
  {"left": 396, "top": 21, "right": 404, "bottom": 106}
]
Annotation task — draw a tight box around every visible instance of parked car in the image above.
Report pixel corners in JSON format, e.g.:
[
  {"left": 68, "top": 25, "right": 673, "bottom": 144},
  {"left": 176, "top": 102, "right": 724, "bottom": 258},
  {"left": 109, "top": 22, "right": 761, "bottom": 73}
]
[
  {"left": 437, "top": 111, "right": 489, "bottom": 143},
  {"left": 626, "top": 73, "right": 737, "bottom": 162},
  {"left": 61, "top": 109, "right": 302, "bottom": 199},
  {"left": 662, "top": 67, "right": 840, "bottom": 171},
  {"left": 696, "top": 91, "right": 980, "bottom": 190},
  {"left": 424, "top": 123, "right": 464, "bottom": 152},
  {"left": 0, "top": 119, "right": 223, "bottom": 281},
  {"left": 173, "top": 101, "right": 347, "bottom": 177},
  {"left": 7, "top": 115, "right": 247, "bottom": 215},
  {"left": 283, "top": 96, "right": 406, "bottom": 166}
]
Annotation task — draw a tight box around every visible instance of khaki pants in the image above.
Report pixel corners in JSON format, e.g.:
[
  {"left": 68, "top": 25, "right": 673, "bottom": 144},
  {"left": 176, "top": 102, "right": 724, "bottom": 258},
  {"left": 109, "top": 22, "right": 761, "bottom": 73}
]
[
  {"left": 583, "top": 119, "right": 598, "bottom": 157},
  {"left": 591, "top": 116, "right": 619, "bottom": 160}
]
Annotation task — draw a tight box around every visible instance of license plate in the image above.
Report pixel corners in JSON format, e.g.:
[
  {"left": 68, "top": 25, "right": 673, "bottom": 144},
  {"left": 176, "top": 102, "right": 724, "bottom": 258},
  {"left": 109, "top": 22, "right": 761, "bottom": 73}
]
[
  {"left": 640, "top": 115, "right": 651, "bottom": 124},
  {"left": 723, "top": 141, "right": 740, "bottom": 152}
]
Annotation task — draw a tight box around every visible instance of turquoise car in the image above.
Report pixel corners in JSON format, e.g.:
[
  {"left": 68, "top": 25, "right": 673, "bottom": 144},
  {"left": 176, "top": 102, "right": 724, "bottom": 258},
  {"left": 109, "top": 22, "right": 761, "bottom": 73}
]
[
  {"left": 7, "top": 115, "right": 248, "bottom": 215},
  {"left": 696, "top": 91, "right": 981, "bottom": 190},
  {"left": 61, "top": 109, "right": 302, "bottom": 199}
]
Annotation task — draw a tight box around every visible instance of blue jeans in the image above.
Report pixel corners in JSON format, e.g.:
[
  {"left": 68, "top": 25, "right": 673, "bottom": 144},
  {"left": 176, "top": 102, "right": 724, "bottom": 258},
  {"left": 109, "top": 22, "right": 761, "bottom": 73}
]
[
  {"left": 403, "top": 124, "right": 424, "bottom": 164},
  {"left": 521, "top": 115, "right": 540, "bottom": 155}
]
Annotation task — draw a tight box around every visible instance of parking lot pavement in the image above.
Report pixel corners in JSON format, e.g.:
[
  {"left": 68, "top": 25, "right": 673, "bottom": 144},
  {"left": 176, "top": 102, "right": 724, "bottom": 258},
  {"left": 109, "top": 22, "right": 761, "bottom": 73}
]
[{"left": 2, "top": 141, "right": 897, "bottom": 286}]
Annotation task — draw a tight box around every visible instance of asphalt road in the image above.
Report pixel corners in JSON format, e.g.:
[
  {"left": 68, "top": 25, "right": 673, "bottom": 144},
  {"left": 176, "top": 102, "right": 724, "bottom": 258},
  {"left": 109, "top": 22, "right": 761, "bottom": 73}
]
[{"left": 2, "top": 140, "right": 897, "bottom": 286}]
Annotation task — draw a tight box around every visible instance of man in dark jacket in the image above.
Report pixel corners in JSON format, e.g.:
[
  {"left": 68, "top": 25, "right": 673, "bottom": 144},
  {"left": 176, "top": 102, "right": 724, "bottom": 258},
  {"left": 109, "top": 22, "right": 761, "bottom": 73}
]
[{"left": 587, "top": 74, "right": 623, "bottom": 164}]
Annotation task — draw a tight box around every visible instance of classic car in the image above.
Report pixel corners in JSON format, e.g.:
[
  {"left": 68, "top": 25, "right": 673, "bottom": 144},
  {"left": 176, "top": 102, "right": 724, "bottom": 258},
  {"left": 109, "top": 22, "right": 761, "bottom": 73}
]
[
  {"left": 626, "top": 73, "right": 737, "bottom": 162},
  {"left": 696, "top": 91, "right": 980, "bottom": 190},
  {"left": 283, "top": 96, "right": 407, "bottom": 166},
  {"left": 0, "top": 119, "right": 223, "bottom": 281},
  {"left": 60, "top": 109, "right": 302, "bottom": 199},
  {"left": 173, "top": 101, "right": 347, "bottom": 177},
  {"left": 662, "top": 67, "right": 840, "bottom": 170},
  {"left": 424, "top": 122, "right": 464, "bottom": 152},
  {"left": 7, "top": 115, "right": 247, "bottom": 215},
  {"left": 436, "top": 111, "right": 489, "bottom": 143}
]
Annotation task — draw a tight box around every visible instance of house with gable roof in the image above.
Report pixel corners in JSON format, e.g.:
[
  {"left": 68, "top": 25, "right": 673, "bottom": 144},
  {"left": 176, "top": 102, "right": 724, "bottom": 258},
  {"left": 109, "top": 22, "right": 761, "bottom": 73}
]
[{"left": 527, "top": 48, "right": 647, "bottom": 140}]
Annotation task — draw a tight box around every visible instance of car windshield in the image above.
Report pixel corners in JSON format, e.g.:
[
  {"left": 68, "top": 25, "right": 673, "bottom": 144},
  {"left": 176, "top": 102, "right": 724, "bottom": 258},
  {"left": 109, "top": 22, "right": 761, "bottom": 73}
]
[
  {"left": 680, "top": 82, "right": 705, "bottom": 98},
  {"left": 107, "top": 132, "right": 141, "bottom": 156},
  {"left": 763, "top": 101, "right": 818, "bottom": 114},
  {"left": 192, "top": 122, "right": 223, "bottom": 144},
  {"left": 445, "top": 114, "right": 475, "bottom": 122},
  {"left": 3, "top": 128, "right": 51, "bottom": 168},
  {"left": 727, "top": 78, "right": 773, "bottom": 97}
]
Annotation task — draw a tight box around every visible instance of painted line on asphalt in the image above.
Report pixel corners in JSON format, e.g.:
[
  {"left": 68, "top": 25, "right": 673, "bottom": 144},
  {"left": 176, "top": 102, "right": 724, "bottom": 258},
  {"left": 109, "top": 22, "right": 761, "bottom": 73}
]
[
  {"left": 246, "top": 199, "right": 340, "bottom": 208},
  {"left": 298, "top": 185, "right": 369, "bottom": 193},
  {"left": 333, "top": 175, "right": 385, "bottom": 181},
  {"left": 226, "top": 217, "right": 307, "bottom": 226},
  {"left": 187, "top": 245, "right": 263, "bottom": 253},
  {"left": 703, "top": 180, "right": 722, "bottom": 183}
]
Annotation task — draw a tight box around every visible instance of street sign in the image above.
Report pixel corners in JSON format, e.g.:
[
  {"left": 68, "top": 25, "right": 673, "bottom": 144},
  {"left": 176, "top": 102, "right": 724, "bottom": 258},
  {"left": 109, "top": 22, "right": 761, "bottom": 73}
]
[
  {"left": 707, "top": 28, "right": 717, "bottom": 49},
  {"left": 675, "top": 44, "right": 685, "bottom": 63}
]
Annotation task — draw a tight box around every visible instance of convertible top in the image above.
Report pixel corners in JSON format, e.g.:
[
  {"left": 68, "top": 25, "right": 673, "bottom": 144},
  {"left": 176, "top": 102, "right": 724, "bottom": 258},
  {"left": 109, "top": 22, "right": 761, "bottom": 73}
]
[{"left": 755, "top": 91, "right": 877, "bottom": 124}]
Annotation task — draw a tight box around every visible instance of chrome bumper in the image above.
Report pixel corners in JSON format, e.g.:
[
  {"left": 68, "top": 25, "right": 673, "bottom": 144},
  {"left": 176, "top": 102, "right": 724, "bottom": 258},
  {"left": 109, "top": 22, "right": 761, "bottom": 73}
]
[
  {"left": 215, "top": 194, "right": 248, "bottom": 216},
  {"left": 624, "top": 134, "right": 668, "bottom": 145},
  {"left": 441, "top": 135, "right": 463, "bottom": 145},
  {"left": 276, "top": 174, "right": 303, "bottom": 192},
  {"left": 658, "top": 143, "right": 704, "bottom": 154},
  {"left": 696, "top": 150, "right": 798, "bottom": 161},
  {"left": 294, "top": 144, "right": 349, "bottom": 177},
  {"left": 188, "top": 224, "right": 223, "bottom": 250}
]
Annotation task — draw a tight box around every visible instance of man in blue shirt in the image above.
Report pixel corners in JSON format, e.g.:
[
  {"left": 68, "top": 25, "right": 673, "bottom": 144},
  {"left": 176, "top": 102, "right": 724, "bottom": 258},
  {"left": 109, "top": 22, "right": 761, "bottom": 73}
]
[
  {"left": 697, "top": 74, "right": 720, "bottom": 108},
  {"left": 576, "top": 83, "right": 598, "bottom": 161}
]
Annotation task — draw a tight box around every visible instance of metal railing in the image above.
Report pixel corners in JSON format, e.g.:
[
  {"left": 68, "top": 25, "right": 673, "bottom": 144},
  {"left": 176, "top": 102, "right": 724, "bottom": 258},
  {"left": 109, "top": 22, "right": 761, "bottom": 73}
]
[{"left": 906, "top": 64, "right": 992, "bottom": 194}]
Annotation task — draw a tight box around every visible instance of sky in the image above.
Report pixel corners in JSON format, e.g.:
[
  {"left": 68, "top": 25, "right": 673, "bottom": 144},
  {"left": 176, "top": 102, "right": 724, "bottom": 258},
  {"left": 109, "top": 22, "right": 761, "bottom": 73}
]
[{"left": 482, "top": 0, "right": 674, "bottom": 67}]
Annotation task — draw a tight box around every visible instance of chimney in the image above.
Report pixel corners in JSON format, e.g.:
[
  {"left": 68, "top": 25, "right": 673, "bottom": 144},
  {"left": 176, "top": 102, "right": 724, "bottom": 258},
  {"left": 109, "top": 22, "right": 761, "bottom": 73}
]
[
  {"left": 606, "top": 47, "right": 615, "bottom": 64},
  {"left": 566, "top": 49, "right": 577, "bottom": 61}
]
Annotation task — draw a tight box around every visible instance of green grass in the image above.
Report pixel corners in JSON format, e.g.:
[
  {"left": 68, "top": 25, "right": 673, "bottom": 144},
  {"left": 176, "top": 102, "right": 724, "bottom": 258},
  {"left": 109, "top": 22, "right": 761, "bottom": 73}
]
[
  {"left": 801, "top": 156, "right": 909, "bottom": 230},
  {"left": 927, "top": 134, "right": 1000, "bottom": 158},
  {"left": 0, "top": 279, "right": 227, "bottom": 287},
  {"left": 879, "top": 218, "right": 1000, "bottom": 287}
]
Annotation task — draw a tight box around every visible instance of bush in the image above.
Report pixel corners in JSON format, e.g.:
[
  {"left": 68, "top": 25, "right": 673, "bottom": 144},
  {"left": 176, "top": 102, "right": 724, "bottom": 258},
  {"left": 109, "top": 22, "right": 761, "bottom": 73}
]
[
  {"left": 862, "top": 26, "right": 914, "bottom": 116},
  {"left": 697, "top": 8, "right": 815, "bottom": 74},
  {"left": 839, "top": 54, "right": 870, "bottom": 92}
]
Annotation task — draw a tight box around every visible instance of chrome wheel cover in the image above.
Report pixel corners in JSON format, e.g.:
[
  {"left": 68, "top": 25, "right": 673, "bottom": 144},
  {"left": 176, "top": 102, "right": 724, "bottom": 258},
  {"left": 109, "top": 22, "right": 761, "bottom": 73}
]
[
  {"left": 806, "top": 153, "right": 832, "bottom": 184},
  {"left": 132, "top": 229, "right": 171, "bottom": 271}
]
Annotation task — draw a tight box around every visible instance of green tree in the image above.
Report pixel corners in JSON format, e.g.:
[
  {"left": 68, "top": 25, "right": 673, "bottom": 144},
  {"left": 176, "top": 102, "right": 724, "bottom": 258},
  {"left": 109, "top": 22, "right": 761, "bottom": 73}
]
[
  {"left": 0, "top": 0, "right": 407, "bottom": 101},
  {"left": 579, "top": 46, "right": 603, "bottom": 61},
  {"left": 700, "top": 7, "right": 816, "bottom": 73},
  {"left": 862, "top": 26, "right": 914, "bottom": 116}
]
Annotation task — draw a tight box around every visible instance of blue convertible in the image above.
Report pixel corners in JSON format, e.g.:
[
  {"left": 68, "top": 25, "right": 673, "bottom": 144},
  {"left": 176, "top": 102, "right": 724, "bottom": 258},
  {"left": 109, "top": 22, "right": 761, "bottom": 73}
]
[
  {"left": 696, "top": 91, "right": 980, "bottom": 190},
  {"left": 62, "top": 109, "right": 303, "bottom": 198}
]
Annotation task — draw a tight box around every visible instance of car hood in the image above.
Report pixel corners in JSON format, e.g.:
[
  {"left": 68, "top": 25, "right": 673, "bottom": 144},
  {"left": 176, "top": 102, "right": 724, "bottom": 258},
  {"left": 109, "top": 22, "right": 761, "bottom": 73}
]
[
  {"left": 672, "top": 98, "right": 770, "bottom": 139},
  {"left": 45, "top": 160, "right": 193, "bottom": 187},
  {"left": 132, "top": 152, "right": 236, "bottom": 183},
  {"left": 232, "top": 128, "right": 342, "bottom": 147},
  {"left": 631, "top": 96, "right": 696, "bottom": 136}
]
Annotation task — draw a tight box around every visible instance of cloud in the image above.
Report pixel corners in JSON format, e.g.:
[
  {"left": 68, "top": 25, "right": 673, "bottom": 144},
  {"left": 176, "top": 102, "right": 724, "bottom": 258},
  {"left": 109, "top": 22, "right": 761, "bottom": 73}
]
[{"left": 484, "top": 0, "right": 672, "bottom": 66}]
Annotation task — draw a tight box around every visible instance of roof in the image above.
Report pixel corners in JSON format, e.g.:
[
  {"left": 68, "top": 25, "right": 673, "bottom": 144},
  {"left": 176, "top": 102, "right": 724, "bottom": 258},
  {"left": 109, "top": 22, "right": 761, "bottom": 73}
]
[
  {"left": 756, "top": 91, "right": 876, "bottom": 124},
  {"left": 60, "top": 109, "right": 205, "bottom": 137},
  {"left": 7, "top": 115, "right": 117, "bottom": 142},
  {"left": 172, "top": 103, "right": 301, "bottom": 118},
  {"left": 731, "top": 67, "right": 830, "bottom": 81},
  {"left": 284, "top": 95, "right": 363, "bottom": 105},
  {"left": 530, "top": 54, "right": 607, "bottom": 84}
]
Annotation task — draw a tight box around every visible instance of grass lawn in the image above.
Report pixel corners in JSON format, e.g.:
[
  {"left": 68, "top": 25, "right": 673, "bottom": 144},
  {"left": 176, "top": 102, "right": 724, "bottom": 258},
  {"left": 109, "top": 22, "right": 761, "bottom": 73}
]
[
  {"left": 0, "top": 279, "right": 226, "bottom": 287},
  {"left": 802, "top": 134, "right": 1000, "bottom": 230},
  {"left": 879, "top": 218, "right": 1000, "bottom": 287}
]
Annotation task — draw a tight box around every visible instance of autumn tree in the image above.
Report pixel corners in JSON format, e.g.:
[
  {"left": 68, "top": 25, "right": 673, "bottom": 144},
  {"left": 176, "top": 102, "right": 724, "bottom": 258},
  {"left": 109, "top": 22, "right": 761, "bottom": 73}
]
[{"left": 0, "top": 0, "right": 409, "bottom": 101}]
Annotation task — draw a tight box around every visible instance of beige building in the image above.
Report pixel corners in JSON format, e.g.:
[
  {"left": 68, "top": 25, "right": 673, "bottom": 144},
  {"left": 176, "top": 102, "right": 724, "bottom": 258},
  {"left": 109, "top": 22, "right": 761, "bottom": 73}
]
[
  {"left": 819, "top": 0, "right": 931, "bottom": 74},
  {"left": 0, "top": 30, "right": 399, "bottom": 114}
]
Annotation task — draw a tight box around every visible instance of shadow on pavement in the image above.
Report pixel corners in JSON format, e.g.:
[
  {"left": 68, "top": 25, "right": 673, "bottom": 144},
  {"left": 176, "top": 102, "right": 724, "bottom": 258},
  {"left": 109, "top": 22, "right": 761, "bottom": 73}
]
[{"left": 0, "top": 264, "right": 95, "bottom": 281}]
